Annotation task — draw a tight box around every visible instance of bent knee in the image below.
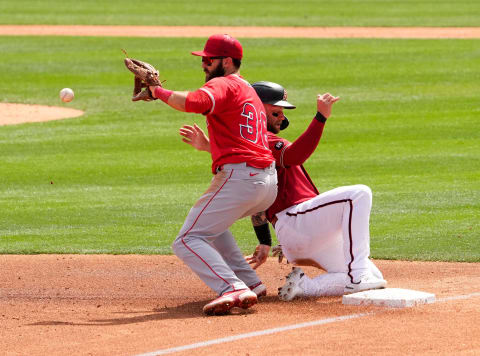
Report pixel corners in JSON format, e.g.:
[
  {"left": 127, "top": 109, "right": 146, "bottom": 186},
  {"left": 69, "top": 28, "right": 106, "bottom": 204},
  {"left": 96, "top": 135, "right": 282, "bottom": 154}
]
[
  {"left": 172, "top": 237, "right": 184, "bottom": 256},
  {"left": 356, "top": 184, "right": 372, "bottom": 197},
  {"left": 351, "top": 184, "right": 372, "bottom": 204}
]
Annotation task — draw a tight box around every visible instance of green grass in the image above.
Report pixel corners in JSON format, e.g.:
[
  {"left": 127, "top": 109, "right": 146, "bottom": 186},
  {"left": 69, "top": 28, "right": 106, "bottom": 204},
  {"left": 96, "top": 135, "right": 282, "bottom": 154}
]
[
  {"left": 0, "top": 36, "right": 479, "bottom": 261},
  {"left": 1, "top": 0, "right": 480, "bottom": 27}
]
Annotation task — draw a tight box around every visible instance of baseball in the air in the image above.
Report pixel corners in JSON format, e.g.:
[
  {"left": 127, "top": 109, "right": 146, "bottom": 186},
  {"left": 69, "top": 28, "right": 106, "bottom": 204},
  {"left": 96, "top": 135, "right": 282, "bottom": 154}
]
[{"left": 59, "top": 88, "right": 74, "bottom": 102}]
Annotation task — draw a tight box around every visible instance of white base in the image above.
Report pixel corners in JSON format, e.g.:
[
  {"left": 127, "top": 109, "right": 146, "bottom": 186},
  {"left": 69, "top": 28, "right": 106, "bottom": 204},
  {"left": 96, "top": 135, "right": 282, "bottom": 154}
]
[{"left": 342, "top": 288, "right": 436, "bottom": 308}]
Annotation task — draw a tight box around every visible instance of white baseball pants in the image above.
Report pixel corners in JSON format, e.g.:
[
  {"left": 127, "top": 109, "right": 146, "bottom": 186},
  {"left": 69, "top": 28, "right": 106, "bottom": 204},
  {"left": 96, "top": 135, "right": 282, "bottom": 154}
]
[
  {"left": 274, "top": 184, "right": 383, "bottom": 297},
  {"left": 172, "top": 162, "right": 277, "bottom": 296}
]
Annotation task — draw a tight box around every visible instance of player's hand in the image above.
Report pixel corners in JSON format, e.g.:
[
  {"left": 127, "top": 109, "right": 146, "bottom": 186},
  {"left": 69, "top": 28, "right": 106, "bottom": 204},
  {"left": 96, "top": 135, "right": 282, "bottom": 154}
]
[
  {"left": 149, "top": 85, "right": 160, "bottom": 98},
  {"left": 246, "top": 244, "right": 271, "bottom": 270},
  {"left": 317, "top": 93, "right": 340, "bottom": 119},
  {"left": 179, "top": 124, "right": 211, "bottom": 153},
  {"left": 272, "top": 244, "right": 288, "bottom": 264}
]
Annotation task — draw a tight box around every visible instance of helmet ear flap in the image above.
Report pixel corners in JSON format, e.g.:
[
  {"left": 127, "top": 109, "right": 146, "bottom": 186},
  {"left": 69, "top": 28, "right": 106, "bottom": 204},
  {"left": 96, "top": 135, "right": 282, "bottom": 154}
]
[{"left": 280, "top": 116, "right": 290, "bottom": 130}]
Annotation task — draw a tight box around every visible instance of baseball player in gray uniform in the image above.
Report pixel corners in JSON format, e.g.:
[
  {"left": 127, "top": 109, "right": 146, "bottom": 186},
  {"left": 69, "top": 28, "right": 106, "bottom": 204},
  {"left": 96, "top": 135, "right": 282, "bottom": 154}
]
[{"left": 149, "top": 34, "right": 277, "bottom": 315}]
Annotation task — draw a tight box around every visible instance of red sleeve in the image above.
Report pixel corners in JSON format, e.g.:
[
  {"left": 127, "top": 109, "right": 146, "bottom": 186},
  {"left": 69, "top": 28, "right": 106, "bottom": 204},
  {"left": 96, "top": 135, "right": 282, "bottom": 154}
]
[
  {"left": 268, "top": 132, "right": 291, "bottom": 168},
  {"left": 282, "top": 117, "right": 325, "bottom": 167},
  {"left": 185, "top": 89, "right": 213, "bottom": 114},
  {"left": 189, "top": 77, "right": 229, "bottom": 115}
]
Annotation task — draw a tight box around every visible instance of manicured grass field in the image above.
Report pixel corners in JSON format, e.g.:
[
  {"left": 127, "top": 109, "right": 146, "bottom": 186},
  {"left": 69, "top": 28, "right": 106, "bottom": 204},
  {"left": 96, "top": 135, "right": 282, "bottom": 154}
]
[
  {"left": 1, "top": 0, "right": 480, "bottom": 27},
  {"left": 0, "top": 36, "right": 478, "bottom": 260}
]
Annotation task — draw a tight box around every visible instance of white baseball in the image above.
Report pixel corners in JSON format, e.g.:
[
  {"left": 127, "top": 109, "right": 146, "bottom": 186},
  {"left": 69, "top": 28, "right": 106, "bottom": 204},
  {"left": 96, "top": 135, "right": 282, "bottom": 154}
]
[{"left": 60, "top": 88, "right": 74, "bottom": 102}]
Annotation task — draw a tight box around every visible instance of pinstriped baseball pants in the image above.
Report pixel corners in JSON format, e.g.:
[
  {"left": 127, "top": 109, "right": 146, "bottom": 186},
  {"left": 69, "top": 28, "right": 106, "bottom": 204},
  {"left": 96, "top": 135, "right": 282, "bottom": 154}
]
[
  {"left": 172, "top": 162, "right": 277, "bottom": 296},
  {"left": 274, "top": 184, "right": 384, "bottom": 296}
]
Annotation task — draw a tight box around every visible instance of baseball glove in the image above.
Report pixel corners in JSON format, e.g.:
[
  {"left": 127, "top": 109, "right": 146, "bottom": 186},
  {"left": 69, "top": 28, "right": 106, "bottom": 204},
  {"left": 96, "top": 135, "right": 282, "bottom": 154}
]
[
  {"left": 272, "top": 244, "right": 289, "bottom": 264},
  {"left": 122, "top": 50, "right": 163, "bottom": 102}
]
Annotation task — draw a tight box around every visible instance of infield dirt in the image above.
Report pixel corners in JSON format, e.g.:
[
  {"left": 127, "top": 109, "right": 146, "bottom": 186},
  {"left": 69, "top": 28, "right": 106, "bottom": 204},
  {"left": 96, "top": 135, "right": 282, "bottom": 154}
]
[
  {"left": 1, "top": 255, "right": 479, "bottom": 355},
  {"left": 1, "top": 25, "right": 480, "bottom": 38}
]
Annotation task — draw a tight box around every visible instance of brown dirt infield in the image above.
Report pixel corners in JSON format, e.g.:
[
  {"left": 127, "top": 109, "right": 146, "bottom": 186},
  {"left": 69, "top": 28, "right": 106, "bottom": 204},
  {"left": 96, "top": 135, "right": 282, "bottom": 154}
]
[
  {"left": 1, "top": 25, "right": 480, "bottom": 38},
  {"left": 1, "top": 255, "right": 479, "bottom": 355},
  {"left": 1, "top": 25, "right": 479, "bottom": 355}
]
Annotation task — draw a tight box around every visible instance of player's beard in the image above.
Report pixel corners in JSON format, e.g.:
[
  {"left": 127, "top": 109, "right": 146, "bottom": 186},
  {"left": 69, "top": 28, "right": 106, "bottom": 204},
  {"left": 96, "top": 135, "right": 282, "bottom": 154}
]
[
  {"left": 205, "top": 62, "right": 226, "bottom": 82},
  {"left": 267, "top": 119, "right": 281, "bottom": 134}
]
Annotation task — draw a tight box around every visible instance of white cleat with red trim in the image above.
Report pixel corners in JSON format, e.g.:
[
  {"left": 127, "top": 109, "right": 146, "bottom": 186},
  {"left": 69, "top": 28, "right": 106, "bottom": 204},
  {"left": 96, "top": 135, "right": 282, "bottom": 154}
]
[
  {"left": 203, "top": 289, "right": 258, "bottom": 316},
  {"left": 344, "top": 274, "right": 387, "bottom": 295}
]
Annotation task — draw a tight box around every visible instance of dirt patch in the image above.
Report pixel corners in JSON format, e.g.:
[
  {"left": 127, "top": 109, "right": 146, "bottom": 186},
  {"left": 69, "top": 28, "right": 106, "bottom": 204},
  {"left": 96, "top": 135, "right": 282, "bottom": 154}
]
[
  {"left": 1, "top": 25, "right": 480, "bottom": 38},
  {"left": 0, "top": 255, "right": 478, "bottom": 355},
  {"left": 0, "top": 103, "right": 83, "bottom": 126}
]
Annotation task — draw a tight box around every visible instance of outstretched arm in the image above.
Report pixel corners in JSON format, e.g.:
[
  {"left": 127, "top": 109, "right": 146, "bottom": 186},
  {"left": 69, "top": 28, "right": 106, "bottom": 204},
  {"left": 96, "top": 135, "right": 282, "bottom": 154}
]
[
  {"left": 246, "top": 211, "right": 272, "bottom": 270},
  {"left": 150, "top": 85, "right": 214, "bottom": 114},
  {"left": 148, "top": 85, "right": 188, "bottom": 111},
  {"left": 282, "top": 93, "right": 340, "bottom": 166}
]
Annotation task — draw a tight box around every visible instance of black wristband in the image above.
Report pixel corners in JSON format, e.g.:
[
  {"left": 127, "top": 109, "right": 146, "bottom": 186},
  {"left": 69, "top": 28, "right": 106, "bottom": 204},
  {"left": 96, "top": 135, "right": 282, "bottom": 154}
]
[
  {"left": 253, "top": 224, "right": 272, "bottom": 246},
  {"left": 315, "top": 111, "right": 327, "bottom": 123}
]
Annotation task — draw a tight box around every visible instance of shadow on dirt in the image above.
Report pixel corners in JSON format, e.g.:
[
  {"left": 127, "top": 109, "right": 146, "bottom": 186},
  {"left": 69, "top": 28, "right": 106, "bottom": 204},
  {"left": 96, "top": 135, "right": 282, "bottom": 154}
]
[{"left": 27, "top": 297, "right": 269, "bottom": 326}]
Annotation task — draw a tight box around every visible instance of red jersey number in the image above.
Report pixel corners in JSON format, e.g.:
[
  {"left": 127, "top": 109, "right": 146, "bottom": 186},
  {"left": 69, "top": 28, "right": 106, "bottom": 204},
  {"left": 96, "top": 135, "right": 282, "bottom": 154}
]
[{"left": 240, "top": 103, "right": 268, "bottom": 149}]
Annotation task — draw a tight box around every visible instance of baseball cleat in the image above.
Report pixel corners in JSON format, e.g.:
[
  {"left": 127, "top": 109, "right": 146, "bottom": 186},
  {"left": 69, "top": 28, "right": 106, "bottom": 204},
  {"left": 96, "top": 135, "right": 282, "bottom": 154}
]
[
  {"left": 203, "top": 289, "right": 258, "bottom": 316},
  {"left": 278, "top": 267, "right": 305, "bottom": 301},
  {"left": 367, "top": 259, "right": 384, "bottom": 280},
  {"left": 343, "top": 275, "right": 387, "bottom": 295},
  {"left": 249, "top": 282, "right": 267, "bottom": 298}
]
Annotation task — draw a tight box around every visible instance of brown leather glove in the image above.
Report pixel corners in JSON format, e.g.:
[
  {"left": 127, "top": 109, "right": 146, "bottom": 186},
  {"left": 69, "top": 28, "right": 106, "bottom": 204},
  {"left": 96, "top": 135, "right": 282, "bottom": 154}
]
[{"left": 124, "top": 57, "right": 163, "bottom": 101}]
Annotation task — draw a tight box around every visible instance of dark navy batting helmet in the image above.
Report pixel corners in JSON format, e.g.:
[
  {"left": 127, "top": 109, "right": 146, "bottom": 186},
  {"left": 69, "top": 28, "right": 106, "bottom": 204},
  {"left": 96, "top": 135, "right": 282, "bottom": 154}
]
[{"left": 252, "top": 81, "right": 295, "bottom": 130}]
